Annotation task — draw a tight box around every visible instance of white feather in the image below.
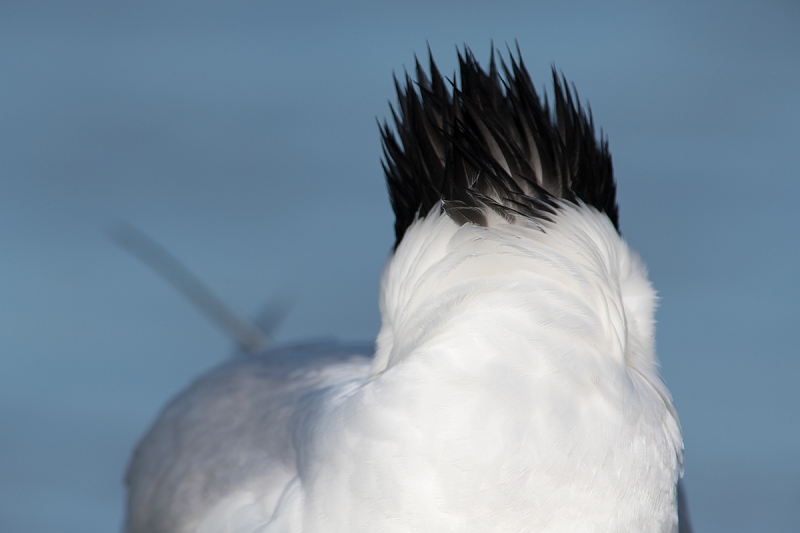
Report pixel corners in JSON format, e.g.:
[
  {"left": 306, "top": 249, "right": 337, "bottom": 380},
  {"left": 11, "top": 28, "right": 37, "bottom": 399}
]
[{"left": 126, "top": 202, "right": 682, "bottom": 532}]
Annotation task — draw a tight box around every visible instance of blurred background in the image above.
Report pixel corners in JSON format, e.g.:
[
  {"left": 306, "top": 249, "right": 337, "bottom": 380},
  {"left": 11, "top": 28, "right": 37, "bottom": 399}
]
[{"left": 1, "top": 1, "right": 798, "bottom": 531}]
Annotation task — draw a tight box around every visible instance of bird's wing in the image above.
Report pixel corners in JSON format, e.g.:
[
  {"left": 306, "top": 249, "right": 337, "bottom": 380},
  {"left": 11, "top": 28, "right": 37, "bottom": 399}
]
[{"left": 124, "top": 341, "right": 373, "bottom": 533}]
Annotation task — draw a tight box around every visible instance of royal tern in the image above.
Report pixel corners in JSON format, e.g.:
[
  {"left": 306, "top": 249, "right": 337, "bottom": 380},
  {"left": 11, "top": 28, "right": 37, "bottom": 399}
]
[{"left": 124, "top": 48, "right": 691, "bottom": 533}]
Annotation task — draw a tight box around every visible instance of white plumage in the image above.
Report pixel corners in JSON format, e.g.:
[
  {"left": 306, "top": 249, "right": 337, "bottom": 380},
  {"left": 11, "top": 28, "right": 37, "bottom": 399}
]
[{"left": 124, "top": 50, "right": 686, "bottom": 532}]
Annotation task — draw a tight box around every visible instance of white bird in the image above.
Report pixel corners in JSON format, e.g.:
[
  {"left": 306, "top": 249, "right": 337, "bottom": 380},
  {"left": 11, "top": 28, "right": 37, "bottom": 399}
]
[{"left": 124, "top": 48, "right": 692, "bottom": 533}]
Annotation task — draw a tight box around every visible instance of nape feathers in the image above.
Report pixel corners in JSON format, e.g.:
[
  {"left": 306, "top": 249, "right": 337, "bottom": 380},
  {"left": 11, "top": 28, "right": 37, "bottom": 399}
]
[{"left": 381, "top": 47, "right": 618, "bottom": 248}]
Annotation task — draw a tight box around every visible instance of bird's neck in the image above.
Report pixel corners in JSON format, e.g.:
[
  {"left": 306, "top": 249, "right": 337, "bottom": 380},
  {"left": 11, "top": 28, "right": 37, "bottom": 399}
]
[
  {"left": 372, "top": 204, "right": 652, "bottom": 379},
  {"left": 328, "top": 204, "right": 685, "bottom": 531}
]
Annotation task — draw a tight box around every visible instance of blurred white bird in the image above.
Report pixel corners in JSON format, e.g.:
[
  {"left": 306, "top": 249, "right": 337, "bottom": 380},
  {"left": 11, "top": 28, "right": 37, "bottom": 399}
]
[{"left": 123, "top": 48, "right": 692, "bottom": 533}]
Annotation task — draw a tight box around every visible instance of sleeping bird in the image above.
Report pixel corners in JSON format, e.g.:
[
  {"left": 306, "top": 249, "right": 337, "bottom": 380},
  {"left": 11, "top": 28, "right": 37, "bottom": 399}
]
[{"left": 124, "top": 48, "right": 691, "bottom": 533}]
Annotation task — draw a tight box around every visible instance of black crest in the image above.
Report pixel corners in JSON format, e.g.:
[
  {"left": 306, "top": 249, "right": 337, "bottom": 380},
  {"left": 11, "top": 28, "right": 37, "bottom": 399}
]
[{"left": 380, "top": 47, "right": 619, "bottom": 248}]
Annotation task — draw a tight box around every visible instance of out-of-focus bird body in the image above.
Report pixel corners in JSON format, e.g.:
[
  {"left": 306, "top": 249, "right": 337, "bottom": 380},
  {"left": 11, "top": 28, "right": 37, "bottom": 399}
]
[
  {"left": 125, "top": 49, "right": 686, "bottom": 532},
  {"left": 125, "top": 343, "right": 373, "bottom": 533}
]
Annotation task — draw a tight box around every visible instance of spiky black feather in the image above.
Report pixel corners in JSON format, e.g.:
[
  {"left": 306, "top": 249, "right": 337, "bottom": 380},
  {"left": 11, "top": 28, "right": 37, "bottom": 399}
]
[{"left": 380, "top": 47, "right": 619, "bottom": 248}]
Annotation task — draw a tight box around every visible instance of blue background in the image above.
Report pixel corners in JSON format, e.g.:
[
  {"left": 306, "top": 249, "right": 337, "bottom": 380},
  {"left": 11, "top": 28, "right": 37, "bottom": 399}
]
[{"left": 1, "top": 1, "right": 798, "bottom": 531}]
